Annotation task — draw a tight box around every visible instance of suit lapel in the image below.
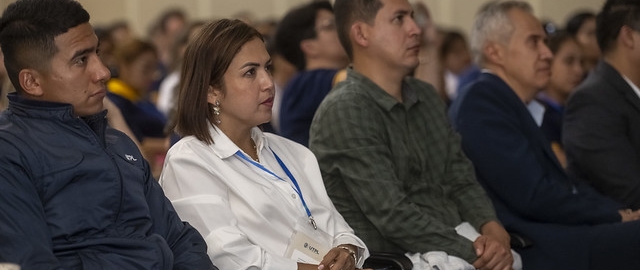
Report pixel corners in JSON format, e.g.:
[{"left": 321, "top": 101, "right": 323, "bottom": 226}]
[
  {"left": 484, "top": 74, "right": 565, "bottom": 170},
  {"left": 600, "top": 61, "right": 640, "bottom": 114},
  {"left": 622, "top": 86, "right": 640, "bottom": 114}
]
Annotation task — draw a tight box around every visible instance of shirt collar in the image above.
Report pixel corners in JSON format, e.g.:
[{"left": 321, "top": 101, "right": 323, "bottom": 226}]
[
  {"left": 526, "top": 99, "right": 546, "bottom": 127},
  {"left": 346, "top": 68, "right": 420, "bottom": 111},
  {"left": 480, "top": 68, "right": 494, "bottom": 74},
  {"left": 209, "top": 124, "right": 267, "bottom": 160}
]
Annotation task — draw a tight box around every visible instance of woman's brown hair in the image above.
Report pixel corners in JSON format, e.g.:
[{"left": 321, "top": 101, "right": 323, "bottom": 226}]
[{"left": 172, "top": 19, "right": 262, "bottom": 144}]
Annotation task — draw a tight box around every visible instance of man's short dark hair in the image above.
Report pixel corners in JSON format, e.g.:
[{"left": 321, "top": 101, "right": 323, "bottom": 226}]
[
  {"left": 0, "top": 0, "right": 90, "bottom": 92},
  {"left": 596, "top": 0, "right": 640, "bottom": 53},
  {"left": 334, "top": 0, "right": 383, "bottom": 60},
  {"left": 273, "top": 1, "right": 333, "bottom": 71}
]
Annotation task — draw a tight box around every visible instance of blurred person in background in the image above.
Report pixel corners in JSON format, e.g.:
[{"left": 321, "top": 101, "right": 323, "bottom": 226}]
[
  {"left": 149, "top": 8, "right": 187, "bottom": 74},
  {"left": 103, "top": 98, "right": 141, "bottom": 149},
  {"left": 109, "top": 21, "right": 134, "bottom": 45},
  {"left": 148, "top": 8, "right": 187, "bottom": 102},
  {"left": 564, "top": 0, "right": 640, "bottom": 209},
  {"left": 536, "top": 31, "right": 585, "bottom": 168},
  {"left": 412, "top": 1, "right": 446, "bottom": 101},
  {"left": 265, "top": 37, "right": 298, "bottom": 134},
  {"left": 157, "top": 21, "right": 206, "bottom": 117},
  {"left": 81, "top": 25, "right": 142, "bottom": 147},
  {"left": 275, "top": 0, "right": 349, "bottom": 146},
  {"left": 255, "top": 18, "right": 294, "bottom": 134},
  {"left": 440, "top": 30, "right": 474, "bottom": 102},
  {"left": 107, "top": 39, "right": 168, "bottom": 176},
  {"left": 95, "top": 26, "right": 118, "bottom": 77},
  {"left": 454, "top": 1, "right": 501, "bottom": 101},
  {"left": 565, "top": 11, "right": 599, "bottom": 72},
  {"left": 157, "top": 21, "right": 207, "bottom": 146}
]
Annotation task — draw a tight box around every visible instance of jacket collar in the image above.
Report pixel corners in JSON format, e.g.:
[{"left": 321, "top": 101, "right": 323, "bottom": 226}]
[
  {"left": 596, "top": 60, "right": 640, "bottom": 113},
  {"left": 8, "top": 92, "right": 79, "bottom": 120},
  {"left": 6, "top": 92, "right": 109, "bottom": 145}
]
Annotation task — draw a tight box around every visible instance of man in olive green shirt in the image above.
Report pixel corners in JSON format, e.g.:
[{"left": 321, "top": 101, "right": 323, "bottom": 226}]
[{"left": 309, "top": 0, "right": 514, "bottom": 269}]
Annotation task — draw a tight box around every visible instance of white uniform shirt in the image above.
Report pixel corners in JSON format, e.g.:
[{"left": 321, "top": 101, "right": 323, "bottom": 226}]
[{"left": 159, "top": 125, "right": 368, "bottom": 269}]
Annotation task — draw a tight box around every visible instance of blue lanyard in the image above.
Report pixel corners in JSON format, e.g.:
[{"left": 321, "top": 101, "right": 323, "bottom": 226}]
[{"left": 236, "top": 148, "right": 317, "bottom": 230}]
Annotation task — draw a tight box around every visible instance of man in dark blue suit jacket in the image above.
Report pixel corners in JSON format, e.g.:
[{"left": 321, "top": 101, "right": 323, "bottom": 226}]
[
  {"left": 449, "top": 1, "right": 640, "bottom": 269},
  {"left": 563, "top": 0, "right": 640, "bottom": 209}
]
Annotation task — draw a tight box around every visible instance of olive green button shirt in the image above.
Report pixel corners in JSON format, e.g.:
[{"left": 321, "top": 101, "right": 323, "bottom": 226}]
[{"left": 309, "top": 69, "right": 497, "bottom": 263}]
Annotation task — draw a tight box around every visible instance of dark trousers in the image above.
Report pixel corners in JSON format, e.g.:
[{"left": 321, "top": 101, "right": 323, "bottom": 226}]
[{"left": 513, "top": 220, "right": 640, "bottom": 270}]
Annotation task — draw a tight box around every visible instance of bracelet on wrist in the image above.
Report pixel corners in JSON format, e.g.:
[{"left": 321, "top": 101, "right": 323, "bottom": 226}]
[{"left": 337, "top": 245, "right": 357, "bottom": 264}]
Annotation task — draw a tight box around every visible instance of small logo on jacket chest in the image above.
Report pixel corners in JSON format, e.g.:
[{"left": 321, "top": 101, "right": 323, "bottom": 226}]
[{"left": 125, "top": 154, "right": 137, "bottom": 161}]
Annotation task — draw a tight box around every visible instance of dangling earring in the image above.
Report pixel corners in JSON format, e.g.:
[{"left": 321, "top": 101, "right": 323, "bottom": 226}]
[{"left": 213, "top": 100, "right": 221, "bottom": 124}]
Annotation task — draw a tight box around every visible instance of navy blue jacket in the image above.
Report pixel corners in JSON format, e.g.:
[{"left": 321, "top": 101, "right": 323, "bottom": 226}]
[
  {"left": 279, "top": 69, "right": 337, "bottom": 146},
  {"left": 449, "top": 73, "right": 627, "bottom": 269},
  {"left": 0, "top": 94, "right": 215, "bottom": 270}
]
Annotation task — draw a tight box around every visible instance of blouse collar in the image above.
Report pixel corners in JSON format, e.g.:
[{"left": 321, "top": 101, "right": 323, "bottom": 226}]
[{"left": 208, "top": 124, "right": 267, "bottom": 160}]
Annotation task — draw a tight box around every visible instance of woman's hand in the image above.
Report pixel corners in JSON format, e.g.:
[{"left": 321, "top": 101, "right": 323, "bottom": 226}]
[{"left": 317, "top": 244, "right": 357, "bottom": 270}]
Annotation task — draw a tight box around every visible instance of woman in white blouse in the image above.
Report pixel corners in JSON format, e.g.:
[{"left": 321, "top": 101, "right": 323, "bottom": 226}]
[{"left": 159, "top": 19, "right": 369, "bottom": 270}]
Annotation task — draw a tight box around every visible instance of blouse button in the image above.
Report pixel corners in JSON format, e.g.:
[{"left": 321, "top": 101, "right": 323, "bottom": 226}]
[{"left": 291, "top": 194, "right": 297, "bottom": 199}]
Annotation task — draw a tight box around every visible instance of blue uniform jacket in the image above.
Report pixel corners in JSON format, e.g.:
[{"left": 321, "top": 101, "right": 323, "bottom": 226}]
[{"left": 0, "top": 93, "right": 215, "bottom": 270}]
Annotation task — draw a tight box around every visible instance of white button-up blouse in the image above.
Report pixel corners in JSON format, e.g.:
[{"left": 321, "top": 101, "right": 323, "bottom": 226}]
[{"left": 159, "top": 125, "right": 368, "bottom": 269}]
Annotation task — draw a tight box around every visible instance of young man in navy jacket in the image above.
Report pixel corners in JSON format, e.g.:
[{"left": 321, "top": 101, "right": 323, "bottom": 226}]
[{"left": 0, "top": 0, "right": 216, "bottom": 269}]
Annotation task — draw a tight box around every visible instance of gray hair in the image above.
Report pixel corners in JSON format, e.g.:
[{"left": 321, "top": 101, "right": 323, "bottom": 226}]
[{"left": 470, "top": 1, "right": 533, "bottom": 65}]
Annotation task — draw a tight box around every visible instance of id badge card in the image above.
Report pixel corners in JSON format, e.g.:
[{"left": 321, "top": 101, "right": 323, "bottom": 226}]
[{"left": 284, "top": 216, "right": 332, "bottom": 264}]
